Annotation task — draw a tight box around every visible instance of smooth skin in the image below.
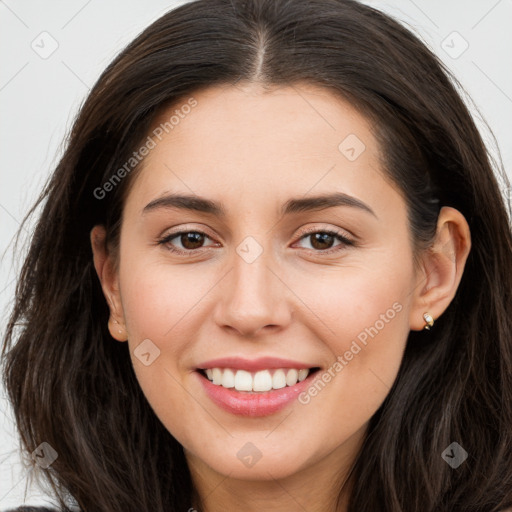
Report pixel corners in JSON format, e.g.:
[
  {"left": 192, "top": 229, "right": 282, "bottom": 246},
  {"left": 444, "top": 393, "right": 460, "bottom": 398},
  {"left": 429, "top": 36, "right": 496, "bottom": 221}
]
[{"left": 91, "top": 82, "right": 471, "bottom": 511}]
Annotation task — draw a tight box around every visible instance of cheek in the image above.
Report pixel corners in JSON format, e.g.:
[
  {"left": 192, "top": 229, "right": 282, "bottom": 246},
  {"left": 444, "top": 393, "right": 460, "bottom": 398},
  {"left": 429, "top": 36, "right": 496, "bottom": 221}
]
[
  {"left": 288, "top": 254, "right": 414, "bottom": 418},
  {"left": 287, "top": 249, "right": 413, "bottom": 351},
  {"left": 117, "top": 253, "right": 225, "bottom": 435},
  {"left": 119, "top": 256, "right": 209, "bottom": 348},
  {"left": 117, "top": 260, "right": 204, "bottom": 446}
]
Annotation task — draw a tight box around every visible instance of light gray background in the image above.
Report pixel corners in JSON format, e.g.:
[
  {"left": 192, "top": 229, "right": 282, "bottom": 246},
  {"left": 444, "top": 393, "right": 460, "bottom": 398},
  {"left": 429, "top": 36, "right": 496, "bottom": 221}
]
[{"left": 1, "top": 0, "right": 511, "bottom": 508}]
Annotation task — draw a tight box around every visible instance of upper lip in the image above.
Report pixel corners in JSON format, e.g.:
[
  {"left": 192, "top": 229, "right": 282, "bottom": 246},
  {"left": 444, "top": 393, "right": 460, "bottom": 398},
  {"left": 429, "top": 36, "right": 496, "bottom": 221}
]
[{"left": 197, "top": 356, "right": 316, "bottom": 372}]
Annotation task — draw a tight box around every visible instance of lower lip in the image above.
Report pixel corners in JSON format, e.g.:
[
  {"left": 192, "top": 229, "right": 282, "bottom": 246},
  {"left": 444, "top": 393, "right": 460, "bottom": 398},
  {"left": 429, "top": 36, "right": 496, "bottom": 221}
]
[{"left": 196, "top": 370, "right": 317, "bottom": 417}]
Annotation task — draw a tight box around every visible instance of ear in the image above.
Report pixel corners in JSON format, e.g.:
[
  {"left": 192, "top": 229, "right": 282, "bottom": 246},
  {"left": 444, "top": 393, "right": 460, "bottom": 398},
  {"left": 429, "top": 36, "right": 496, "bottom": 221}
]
[
  {"left": 409, "top": 206, "right": 471, "bottom": 331},
  {"left": 90, "top": 225, "right": 128, "bottom": 342}
]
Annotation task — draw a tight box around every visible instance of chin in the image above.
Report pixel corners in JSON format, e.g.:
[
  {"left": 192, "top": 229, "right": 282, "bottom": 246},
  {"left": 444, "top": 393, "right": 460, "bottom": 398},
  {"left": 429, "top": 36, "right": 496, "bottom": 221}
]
[{"left": 187, "top": 440, "right": 315, "bottom": 481}]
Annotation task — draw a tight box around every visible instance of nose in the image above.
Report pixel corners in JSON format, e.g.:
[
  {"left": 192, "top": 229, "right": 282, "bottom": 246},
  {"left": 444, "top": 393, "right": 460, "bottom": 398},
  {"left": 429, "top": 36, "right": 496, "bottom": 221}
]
[{"left": 213, "top": 246, "right": 292, "bottom": 338}]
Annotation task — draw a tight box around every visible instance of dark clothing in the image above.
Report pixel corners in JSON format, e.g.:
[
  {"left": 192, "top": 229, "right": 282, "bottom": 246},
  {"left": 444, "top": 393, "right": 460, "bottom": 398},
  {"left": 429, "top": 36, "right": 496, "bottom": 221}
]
[{"left": 5, "top": 508, "right": 60, "bottom": 511}]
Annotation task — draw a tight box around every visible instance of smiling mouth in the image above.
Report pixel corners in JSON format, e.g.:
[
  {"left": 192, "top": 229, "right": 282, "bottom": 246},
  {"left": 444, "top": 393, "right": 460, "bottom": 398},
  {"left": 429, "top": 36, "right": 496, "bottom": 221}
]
[{"left": 197, "top": 367, "right": 321, "bottom": 393}]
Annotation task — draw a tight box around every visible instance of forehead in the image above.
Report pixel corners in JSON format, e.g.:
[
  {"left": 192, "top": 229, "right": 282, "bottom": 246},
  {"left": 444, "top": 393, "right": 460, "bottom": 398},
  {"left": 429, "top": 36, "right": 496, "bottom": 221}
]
[
  {"left": 149, "top": 82, "right": 371, "bottom": 158},
  {"left": 125, "top": 82, "right": 400, "bottom": 218}
]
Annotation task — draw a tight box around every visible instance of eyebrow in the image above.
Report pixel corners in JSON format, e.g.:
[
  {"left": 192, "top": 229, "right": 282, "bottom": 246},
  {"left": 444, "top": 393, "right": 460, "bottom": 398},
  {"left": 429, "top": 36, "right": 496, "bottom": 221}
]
[{"left": 142, "top": 192, "right": 377, "bottom": 218}]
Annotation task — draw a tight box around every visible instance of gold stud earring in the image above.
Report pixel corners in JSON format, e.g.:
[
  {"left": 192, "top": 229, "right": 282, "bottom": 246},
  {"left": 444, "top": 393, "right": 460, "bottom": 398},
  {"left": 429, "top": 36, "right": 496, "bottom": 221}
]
[
  {"left": 111, "top": 318, "right": 126, "bottom": 338},
  {"left": 423, "top": 312, "right": 434, "bottom": 330}
]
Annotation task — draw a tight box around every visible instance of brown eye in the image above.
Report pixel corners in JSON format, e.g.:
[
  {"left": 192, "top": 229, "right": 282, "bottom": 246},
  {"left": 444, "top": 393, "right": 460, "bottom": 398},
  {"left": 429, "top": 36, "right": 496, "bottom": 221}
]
[
  {"left": 295, "top": 229, "right": 354, "bottom": 253},
  {"left": 179, "top": 232, "right": 206, "bottom": 250},
  {"left": 157, "top": 230, "right": 216, "bottom": 254},
  {"left": 308, "top": 232, "right": 336, "bottom": 250}
]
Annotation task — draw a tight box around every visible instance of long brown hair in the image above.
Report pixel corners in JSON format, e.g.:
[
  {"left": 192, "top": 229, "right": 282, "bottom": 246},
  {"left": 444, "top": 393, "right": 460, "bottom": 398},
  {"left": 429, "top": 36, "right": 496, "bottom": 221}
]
[{"left": 2, "top": 0, "right": 512, "bottom": 510}]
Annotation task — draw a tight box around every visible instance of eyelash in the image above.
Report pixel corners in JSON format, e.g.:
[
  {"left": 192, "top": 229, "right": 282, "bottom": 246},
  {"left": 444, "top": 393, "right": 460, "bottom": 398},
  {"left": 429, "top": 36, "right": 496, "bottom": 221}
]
[{"left": 156, "top": 227, "right": 355, "bottom": 257}]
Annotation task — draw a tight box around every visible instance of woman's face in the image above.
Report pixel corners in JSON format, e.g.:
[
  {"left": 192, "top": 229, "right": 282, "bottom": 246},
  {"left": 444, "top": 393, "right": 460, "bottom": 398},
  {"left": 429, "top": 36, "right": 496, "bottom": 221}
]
[{"left": 102, "top": 83, "right": 426, "bottom": 482}]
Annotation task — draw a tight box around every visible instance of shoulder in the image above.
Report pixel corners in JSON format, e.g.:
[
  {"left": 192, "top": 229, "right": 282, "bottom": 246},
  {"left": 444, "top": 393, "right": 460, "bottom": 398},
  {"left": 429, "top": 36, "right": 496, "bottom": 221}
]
[{"left": 4, "top": 508, "right": 61, "bottom": 511}]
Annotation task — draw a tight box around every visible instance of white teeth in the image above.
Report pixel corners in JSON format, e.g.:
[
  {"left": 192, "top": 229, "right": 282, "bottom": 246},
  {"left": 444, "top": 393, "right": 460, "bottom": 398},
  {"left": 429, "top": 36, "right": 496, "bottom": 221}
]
[
  {"left": 212, "top": 368, "right": 222, "bottom": 385},
  {"left": 286, "top": 369, "right": 299, "bottom": 386},
  {"left": 272, "top": 369, "right": 286, "bottom": 389},
  {"left": 253, "top": 370, "right": 273, "bottom": 392},
  {"left": 203, "top": 367, "right": 312, "bottom": 391},
  {"left": 221, "top": 368, "right": 235, "bottom": 388},
  {"left": 234, "top": 370, "right": 253, "bottom": 391},
  {"left": 298, "top": 369, "right": 309, "bottom": 382}
]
